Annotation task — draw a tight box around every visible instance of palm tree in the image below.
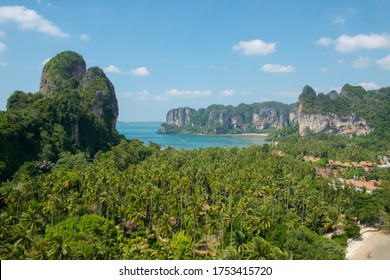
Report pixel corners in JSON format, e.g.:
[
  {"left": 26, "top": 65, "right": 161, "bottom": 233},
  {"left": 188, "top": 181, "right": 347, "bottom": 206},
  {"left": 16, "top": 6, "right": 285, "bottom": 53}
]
[{"left": 48, "top": 234, "right": 71, "bottom": 260}]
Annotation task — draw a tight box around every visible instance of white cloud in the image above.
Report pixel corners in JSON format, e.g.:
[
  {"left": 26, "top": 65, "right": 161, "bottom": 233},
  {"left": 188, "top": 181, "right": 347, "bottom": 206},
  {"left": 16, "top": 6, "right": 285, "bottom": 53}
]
[
  {"left": 351, "top": 56, "right": 371, "bottom": 69},
  {"left": 131, "top": 66, "right": 150, "bottom": 77},
  {"left": 359, "top": 82, "right": 381, "bottom": 90},
  {"left": 332, "top": 16, "right": 346, "bottom": 25},
  {"left": 104, "top": 64, "right": 122, "bottom": 74},
  {"left": 316, "top": 37, "right": 334, "bottom": 46},
  {"left": 376, "top": 54, "right": 390, "bottom": 70},
  {"left": 120, "top": 90, "right": 151, "bottom": 100},
  {"left": 0, "top": 61, "right": 8, "bottom": 67},
  {"left": 155, "top": 89, "right": 213, "bottom": 100},
  {"left": 79, "top": 33, "right": 90, "bottom": 41},
  {"left": 317, "top": 33, "right": 390, "bottom": 53},
  {"left": 219, "top": 89, "right": 235, "bottom": 97},
  {"left": 337, "top": 59, "right": 345, "bottom": 65},
  {"left": 0, "top": 42, "right": 5, "bottom": 53},
  {"left": 0, "top": 6, "right": 69, "bottom": 38},
  {"left": 336, "top": 33, "right": 390, "bottom": 52},
  {"left": 0, "top": 30, "right": 5, "bottom": 37},
  {"left": 233, "top": 39, "right": 276, "bottom": 55},
  {"left": 320, "top": 67, "right": 328, "bottom": 73},
  {"left": 260, "top": 64, "right": 295, "bottom": 73},
  {"left": 318, "top": 33, "right": 390, "bottom": 53}
]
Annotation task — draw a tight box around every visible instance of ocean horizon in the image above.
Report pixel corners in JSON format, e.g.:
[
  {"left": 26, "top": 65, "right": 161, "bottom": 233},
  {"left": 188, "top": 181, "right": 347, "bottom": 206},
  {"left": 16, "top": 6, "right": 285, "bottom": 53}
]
[{"left": 117, "top": 121, "right": 267, "bottom": 149}]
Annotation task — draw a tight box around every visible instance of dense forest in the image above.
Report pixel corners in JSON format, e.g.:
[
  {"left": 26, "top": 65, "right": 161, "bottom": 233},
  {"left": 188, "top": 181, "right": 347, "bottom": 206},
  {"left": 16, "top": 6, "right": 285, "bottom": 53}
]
[{"left": 1, "top": 51, "right": 390, "bottom": 260}]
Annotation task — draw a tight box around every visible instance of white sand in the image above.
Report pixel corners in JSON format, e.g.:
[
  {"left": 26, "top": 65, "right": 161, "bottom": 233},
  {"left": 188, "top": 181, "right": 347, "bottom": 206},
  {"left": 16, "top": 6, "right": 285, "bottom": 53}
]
[{"left": 346, "top": 227, "right": 390, "bottom": 260}]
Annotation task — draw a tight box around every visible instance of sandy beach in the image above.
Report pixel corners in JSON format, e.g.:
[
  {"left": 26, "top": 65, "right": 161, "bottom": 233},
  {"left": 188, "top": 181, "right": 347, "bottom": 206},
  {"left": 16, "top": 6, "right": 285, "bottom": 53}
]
[
  {"left": 346, "top": 228, "right": 390, "bottom": 260},
  {"left": 216, "top": 133, "right": 269, "bottom": 137}
]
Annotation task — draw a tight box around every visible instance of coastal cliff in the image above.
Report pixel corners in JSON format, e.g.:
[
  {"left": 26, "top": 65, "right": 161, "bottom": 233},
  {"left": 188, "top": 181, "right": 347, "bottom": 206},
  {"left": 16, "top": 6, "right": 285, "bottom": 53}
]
[
  {"left": 158, "top": 102, "right": 297, "bottom": 134},
  {"left": 159, "top": 84, "right": 390, "bottom": 137},
  {"left": 297, "top": 85, "right": 372, "bottom": 136}
]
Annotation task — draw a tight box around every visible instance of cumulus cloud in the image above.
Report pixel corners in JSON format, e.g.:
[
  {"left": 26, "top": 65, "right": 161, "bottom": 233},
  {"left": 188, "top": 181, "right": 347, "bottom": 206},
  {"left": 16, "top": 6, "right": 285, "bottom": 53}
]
[
  {"left": 351, "top": 56, "right": 371, "bottom": 69},
  {"left": 317, "top": 33, "right": 390, "bottom": 53},
  {"left": 155, "top": 89, "right": 212, "bottom": 101},
  {"left": 260, "top": 64, "right": 295, "bottom": 73},
  {"left": 104, "top": 65, "right": 150, "bottom": 76},
  {"left": 0, "top": 42, "right": 5, "bottom": 53},
  {"left": 233, "top": 39, "right": 276, "bottom": 55},
  {"left": 130, "top": 67, "right": 150, "bottom": 77},
  {"left": 219, "top": 89, "right": 235, "bottom": 97},
  {"left": 0, "top": 6, "right": 69, "bottom": 38},
  {"left": 376, "top": 54, "right": 390, "bottom": 70},
  {"left": 120, "top": 90, "right": 151, "bottom": 100},
  {"left": 0, "top": 30, "right": 5, "bottom": 37},
  {"left": 359, "top": 82, "right": 381, "bottom": 90},
  {"left": 104, "top": 64, "right": 122, "bottom": 74},
  {"left": 316, "top": 37, "right": 334, "bottom": 46},
  {"left": 79, "top": 33, "right": 90, "bottom": 41}
]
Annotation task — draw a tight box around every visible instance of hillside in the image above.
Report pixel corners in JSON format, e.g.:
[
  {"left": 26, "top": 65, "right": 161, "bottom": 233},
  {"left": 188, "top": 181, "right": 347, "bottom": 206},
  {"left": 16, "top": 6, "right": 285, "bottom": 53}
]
[
  {"left": 158, "top": 102, "right": 297, "bottom": 134},
  {"left": 159, "top": 84, "right": 390, "bottom": 138},
  {"left": 0, "top": 51, "right": 120, "bottom": 181}
]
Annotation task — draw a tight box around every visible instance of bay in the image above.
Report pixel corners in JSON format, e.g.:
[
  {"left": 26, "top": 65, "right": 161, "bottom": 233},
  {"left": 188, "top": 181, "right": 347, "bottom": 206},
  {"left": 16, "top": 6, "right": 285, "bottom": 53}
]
[{"left": 117, "top": 121, "right": 267, "bottom": 149}]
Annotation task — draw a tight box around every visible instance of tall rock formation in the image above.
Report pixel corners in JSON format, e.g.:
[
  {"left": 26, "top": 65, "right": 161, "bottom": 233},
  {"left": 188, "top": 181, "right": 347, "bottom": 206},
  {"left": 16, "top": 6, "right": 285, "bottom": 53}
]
[
  {"left": 297, "top": 85, "right": 372, "bottom": 136},
  {"left": 158, "top": 102, "right": 297, "bottom": 134},
  {"left": 38, "top": 51, "right": 119, "bottom": 149},
  {"left": 40, "top": 51, "right": 86, "bottom": 95}
]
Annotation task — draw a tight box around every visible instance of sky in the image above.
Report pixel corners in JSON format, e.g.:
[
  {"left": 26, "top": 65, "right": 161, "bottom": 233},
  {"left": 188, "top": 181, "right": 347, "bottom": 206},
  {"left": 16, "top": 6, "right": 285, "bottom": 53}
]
[{"left": 0, "top": 0, "right": 390, "bottom": 122}]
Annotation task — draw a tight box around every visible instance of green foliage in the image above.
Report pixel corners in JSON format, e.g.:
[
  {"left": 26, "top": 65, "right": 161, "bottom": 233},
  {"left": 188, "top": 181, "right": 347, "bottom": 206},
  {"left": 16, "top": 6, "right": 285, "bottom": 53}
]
[
  {"left": 159, "top": 102, "right": 296, "bottom": 134},
  {"left": 0, "top": 51, "right": 120, "bottom": 181},
  {"left": 283, "top": 227, "right": 345, "bottom": 260},
  {"left": 343, "top": 219, "right": 360, "bottom": 238}
]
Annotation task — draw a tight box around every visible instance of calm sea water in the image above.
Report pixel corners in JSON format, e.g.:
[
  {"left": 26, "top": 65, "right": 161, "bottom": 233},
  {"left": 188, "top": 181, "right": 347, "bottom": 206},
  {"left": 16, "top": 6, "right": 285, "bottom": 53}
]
[{"left": 117, "top": 122, "right": 266, "bottom": 149}]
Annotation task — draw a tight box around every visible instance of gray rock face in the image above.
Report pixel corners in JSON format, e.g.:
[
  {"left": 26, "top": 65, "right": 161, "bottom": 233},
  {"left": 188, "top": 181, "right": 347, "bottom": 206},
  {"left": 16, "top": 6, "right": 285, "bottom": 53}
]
[
  {"left": 297, "top": 86, "right": 372, "bottom": 136},
  {"left": 298, "top": 111, "right": 372, "bottom": 136},
  {"left": 81, "top": 67, "right": 119, "bottom": 133},
  {"left": 159, "top": 102, "right": 297, "bottom": 134},
  {"left": 166, "top": 107, "right": 195, "bottom": 126},
  {"left": 39, "top": 51, "right": 86, "bottom": 95},
  {"left": 38, "top": 51, "right": 119, "bottom": 146}
]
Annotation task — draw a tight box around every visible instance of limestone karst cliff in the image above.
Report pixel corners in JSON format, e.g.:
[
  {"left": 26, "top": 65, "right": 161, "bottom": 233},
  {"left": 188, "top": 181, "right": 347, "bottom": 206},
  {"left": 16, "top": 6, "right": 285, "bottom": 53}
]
[
  {"left": 39, "top": 51, "right": 119, "bottom": 147},
  {"left": 297, "top": 85, "right": 372, "bottom": 136},
  {"left": 0, "top": 50, "right": 120, "bottom": 180},
  {"left": 158, "top": 102, "right": 297, "bottom": 134},
  {"left": 159, "top": 84, "right": 390, "bottom": 137}
]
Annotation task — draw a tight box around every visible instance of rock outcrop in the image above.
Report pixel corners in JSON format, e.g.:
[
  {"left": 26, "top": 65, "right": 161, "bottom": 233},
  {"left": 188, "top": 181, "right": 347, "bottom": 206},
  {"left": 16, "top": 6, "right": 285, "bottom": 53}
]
[
  {"left": 158, "top": 102, "right": 297, "bottom": 134},
  {"left": 40, "top": 51, "right": 86, "bottom": 95},
  {"left": 297, "top": 85, "right": 372, "bottom": 136},
  {"left": 38, "top": 51, "right": 119, "bottom": 147}
]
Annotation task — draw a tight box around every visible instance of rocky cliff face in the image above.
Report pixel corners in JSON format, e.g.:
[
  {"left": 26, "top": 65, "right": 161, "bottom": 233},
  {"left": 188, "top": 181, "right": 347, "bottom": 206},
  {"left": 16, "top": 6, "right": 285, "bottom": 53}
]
[
  {"left": 297, "top": 85, "right": 372, "bottom": 136},
  {"left": 81, "top": 67, "right": 119, "bottom": 133},
  {"left": 159, "top": 102, "right": 297, "bottom": 134},
  {"left": 40, "top": 51, "right": 86, "bottom": 95},
  {"left": 38, "top": 51, "right": 119, "bottom": 147},
  {"left": 166, "top": 107, "right": 196, "bottom": 126}
]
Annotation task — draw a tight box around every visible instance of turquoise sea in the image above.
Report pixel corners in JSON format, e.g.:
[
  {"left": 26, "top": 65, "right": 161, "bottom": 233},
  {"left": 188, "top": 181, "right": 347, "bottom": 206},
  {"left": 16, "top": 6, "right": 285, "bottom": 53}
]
[{"left": 117, "top": 122, "right": 267, "bottom": 149}]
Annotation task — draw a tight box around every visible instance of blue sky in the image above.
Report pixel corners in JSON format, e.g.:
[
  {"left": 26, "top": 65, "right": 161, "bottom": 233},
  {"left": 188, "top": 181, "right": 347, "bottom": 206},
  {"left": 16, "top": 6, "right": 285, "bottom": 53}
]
[{"left": 1, "top": 0, "right": 390, "bottom": 122}]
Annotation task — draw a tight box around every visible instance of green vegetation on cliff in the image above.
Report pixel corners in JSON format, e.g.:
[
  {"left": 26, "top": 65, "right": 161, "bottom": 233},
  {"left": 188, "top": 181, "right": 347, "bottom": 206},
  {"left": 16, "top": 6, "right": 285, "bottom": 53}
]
[
  {"left": 300, "top": 84, "right": 390, "bottom": 138},
  {"left": 159, "top": 101, "right": 297, "bottom": 134},
  {"left": 0, "top": 51, "right": 120, "bottom": 181}
]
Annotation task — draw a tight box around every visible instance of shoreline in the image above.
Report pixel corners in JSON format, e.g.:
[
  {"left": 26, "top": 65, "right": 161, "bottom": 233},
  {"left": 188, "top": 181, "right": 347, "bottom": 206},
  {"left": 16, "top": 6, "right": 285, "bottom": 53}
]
[
  {"left": 346, "top": 227, "right": 390, "bottom": 260},
  {"left": 212, "top": 133, "right": 269, "bottom": 137}
]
